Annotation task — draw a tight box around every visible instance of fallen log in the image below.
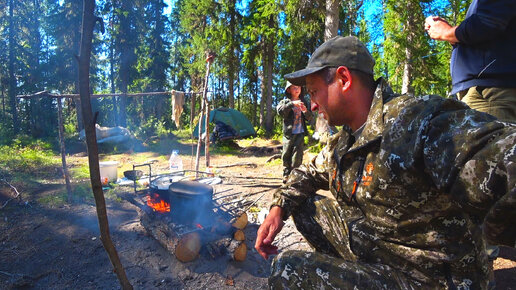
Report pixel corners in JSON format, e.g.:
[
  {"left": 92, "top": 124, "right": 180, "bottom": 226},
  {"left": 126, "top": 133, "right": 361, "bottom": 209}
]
[
  {"left": 266, "top": 154, "right": 281, "bottom": 163},
  {"left": 211, "top": 162, "right": 257, "bottom": 168}
]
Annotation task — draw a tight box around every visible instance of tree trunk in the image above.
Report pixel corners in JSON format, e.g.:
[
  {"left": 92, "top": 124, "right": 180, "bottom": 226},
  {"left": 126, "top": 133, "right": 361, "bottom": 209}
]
[
  {"left": 109, "top": 13, "right": 118, "bottom": 126},
  {"left": 77, "top": 1, "right": 132, "bottom": 288},
  {"left": 117, "top": 1, "right": 132, "bottom": 128},
  {"left": 325, "top": 0, "right": 339, "bottom": 40},
  {"left": 401, "top": 46, "right": 414, "bottom": 96},
  {"left": 227, "top": 0, "right": 236, "bottom": 109},
  {"left": 8, "top": 0, "right": 18, "bottom": 134},
  {"left": 402, "top": 1, "right": 416, "bottom": 96},
  {"left": 57, "top": 98, "right": 73, "bottom": 203},
  {"left": 259, "top": 67, "right": 265, "bottom": 131},
  {"left": 253, "top": 73, "right": 259, "bottom": 128},
  {"left": 264, "top": 37, "right": 274, "bottom": 135}
]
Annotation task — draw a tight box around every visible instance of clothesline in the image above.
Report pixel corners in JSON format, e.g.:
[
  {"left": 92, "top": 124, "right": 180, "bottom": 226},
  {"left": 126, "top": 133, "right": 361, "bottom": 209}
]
[{"left": 16, "top": 90, "right": 203, "bottom": 99}]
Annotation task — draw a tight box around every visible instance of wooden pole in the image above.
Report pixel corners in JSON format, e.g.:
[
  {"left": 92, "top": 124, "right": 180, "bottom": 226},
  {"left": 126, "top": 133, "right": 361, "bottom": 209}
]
[
  {"left": 194, "top": 98, "right": 205, "bottom": 178},
  {"left": 195, "top": 52, "right": 216, "bottom": 177},
  {"left": 57, "top": 97, "right": 72, "bottom": 202},
  {"left": 78, "top": 1, "right": 132, "bottom": 289},
  {"left": 16, "top": 90, "right": 202, "bottom": 100},
  {"left": 204, "top": 53, "right": 215, "bottom": 168}
]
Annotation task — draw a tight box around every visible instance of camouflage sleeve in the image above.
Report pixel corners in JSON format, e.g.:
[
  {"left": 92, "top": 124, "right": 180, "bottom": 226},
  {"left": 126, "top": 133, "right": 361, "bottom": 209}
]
[
  {"left": 277, "top": 99, "right": 293, "bottom": 117},
  {"left": 423, "top": 101, "right": 516, "bottom": 247},
  {"left": 270, "top": 140, "right": 333, "bottom": 220}
]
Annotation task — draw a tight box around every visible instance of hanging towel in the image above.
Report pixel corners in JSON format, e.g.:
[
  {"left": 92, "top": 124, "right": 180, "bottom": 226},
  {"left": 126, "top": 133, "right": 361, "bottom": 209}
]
[{"left": 171, "top": 91, "right": 185, "bottom": 128}]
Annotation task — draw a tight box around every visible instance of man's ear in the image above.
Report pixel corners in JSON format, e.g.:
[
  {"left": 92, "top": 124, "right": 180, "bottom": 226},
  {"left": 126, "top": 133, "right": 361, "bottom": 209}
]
[{"left": 336, "top": 66, "right": 352, "bottom": 92}]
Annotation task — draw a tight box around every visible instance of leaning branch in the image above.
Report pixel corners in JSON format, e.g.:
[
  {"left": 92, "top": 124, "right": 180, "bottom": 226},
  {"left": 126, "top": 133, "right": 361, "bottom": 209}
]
[
  {"left": 0, "top": 177, "right": 21, "bottom": 209},
  {"left": 77, "top": 1, "right": 132, "bottom": 289}
]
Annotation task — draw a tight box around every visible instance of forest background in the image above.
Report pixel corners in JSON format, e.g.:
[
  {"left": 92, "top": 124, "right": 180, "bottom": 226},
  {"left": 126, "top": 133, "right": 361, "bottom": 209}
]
[{"left": 0, "top": 0, "right": 467, "bottom": 144}]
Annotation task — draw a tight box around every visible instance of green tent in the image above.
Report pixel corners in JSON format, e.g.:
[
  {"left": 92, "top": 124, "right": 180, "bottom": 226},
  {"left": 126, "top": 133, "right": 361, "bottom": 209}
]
[{"left": 193, "top": 107, "right": 256, "bottom": 138}]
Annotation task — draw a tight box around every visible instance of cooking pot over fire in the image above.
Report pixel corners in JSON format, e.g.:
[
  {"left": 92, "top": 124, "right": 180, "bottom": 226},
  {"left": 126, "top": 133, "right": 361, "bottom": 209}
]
[{"left": 149, "top": 176, "right": 214, "bottom": 223}]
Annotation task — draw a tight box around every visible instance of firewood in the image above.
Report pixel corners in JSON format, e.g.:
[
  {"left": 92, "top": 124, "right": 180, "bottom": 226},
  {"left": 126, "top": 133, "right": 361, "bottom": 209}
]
[
  {"left": 233, "top": 229, "right": 245, "bottom": 241},
  {"left": 175, "top": 232, "right": 201, "bottom": 262},
  {"left": 231, "top": 212, "right": 248, "bottom": 230},
  {"left": 205, "top": 237, "right": 232, "bottom": 259},
  {"left": 229, "top": 240, "right": 247, "bottom": 262}
]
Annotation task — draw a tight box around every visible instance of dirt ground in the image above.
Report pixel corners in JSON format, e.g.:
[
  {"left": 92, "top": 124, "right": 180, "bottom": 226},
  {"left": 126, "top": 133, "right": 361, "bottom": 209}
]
[{"left": 1, "top": 139, "right": 515, "bottom": 289}]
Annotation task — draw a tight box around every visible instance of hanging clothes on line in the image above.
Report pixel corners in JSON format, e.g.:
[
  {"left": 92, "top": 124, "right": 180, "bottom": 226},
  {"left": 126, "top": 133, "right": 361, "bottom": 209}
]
[{"left": 171, "top": 90, "right": 185, "bottom": 128}]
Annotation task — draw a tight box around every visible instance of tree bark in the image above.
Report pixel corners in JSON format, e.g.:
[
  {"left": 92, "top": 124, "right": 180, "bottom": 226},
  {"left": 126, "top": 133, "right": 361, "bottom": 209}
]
[
  {"left": 77, "top": 1, "right": 132, "bottom": 289},
  {"left": 264, "top": 28, "right": 274, "bottom": 136},
  {"left": 8, "top": 0, "right": 18, "bottom": 134},
  {"left": 401, "top": 1, "right": 416, "bottom": 96},
  {"left": 57, "top": 98, "right": 73, "bottom": 203},
  {"left": 325, "top": 0, "right": 339, "bottom": 40},
  {"left": 227, "top": 0, "right": 236, "bottom": 109}
]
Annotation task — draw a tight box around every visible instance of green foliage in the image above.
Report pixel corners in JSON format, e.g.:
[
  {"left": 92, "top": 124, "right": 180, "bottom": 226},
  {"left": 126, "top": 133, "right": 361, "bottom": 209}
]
[
  {"left": 211, "top": 140, "right": 240, "bottom": 155},
  {"left": 255, "top": 127, "right": 268, "bottom": 138},
  {"left": 38, "top": 193, "right": 67, "bottom": 207},
  {"left": 265, "top": 158, "right": 282, "bottom": 167},
  {"left": 0, "top": 140, "right": 59, "bottom": 176},
  {"left": 1, "top": 0, "right": 465, "bottom": 141},
  {"left": 70, "top": 164, "right": 90, "bottom": 179}
]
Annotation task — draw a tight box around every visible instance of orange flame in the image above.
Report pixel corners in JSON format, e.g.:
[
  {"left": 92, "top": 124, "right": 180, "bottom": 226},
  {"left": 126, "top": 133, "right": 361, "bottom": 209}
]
[{"left": 146, "top": 193, "right": 171, "bottom": 213}]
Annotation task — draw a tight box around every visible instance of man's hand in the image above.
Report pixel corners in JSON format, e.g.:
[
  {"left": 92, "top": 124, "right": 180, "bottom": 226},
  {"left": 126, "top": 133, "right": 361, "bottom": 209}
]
[
  {"left": 255, "top": 206, "right": 285, "bottom": 260},
  {"left": 425, "top": 16, "right": 458, "bottom": 45}
]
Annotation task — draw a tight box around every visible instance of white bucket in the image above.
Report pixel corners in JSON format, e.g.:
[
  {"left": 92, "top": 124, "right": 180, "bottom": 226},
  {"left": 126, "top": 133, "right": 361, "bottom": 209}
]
[{"left": 99, "top": 161, "right": 119, "bottom": 183}]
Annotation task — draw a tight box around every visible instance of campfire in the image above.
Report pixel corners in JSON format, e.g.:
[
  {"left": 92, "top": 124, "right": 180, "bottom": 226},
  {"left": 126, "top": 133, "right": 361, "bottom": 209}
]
[
  {"left": 133, "top": 178, "right": 248, "bottom": 263},
  {"left": 146, "top": 193, "right": 170, "bottom": 213}
]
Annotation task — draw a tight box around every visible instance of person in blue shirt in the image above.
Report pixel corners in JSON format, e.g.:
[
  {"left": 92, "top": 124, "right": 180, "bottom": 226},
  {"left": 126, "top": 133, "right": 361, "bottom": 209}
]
[{"left": 425, "top": 0, "right": 516, "bottom": 122}]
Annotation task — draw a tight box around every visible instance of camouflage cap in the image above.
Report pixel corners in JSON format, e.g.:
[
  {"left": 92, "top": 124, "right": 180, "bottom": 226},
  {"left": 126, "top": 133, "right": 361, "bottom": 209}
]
[{"left": 284, "top": 36, "right": 375, "bottom": 86}]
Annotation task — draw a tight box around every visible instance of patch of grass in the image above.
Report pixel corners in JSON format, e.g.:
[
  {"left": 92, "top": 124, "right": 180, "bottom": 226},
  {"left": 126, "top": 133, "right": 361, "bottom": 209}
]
[
  {"left": 0, "top": 142, "right": 59, "bottom": 177},
  {"left": 265, "top": 158, "right": 282, "bottom": 166},
  {"left": 171, "top": 128, "right": 193, "bottom": 139},
  {"left": 70, "top": 164, "right": 90, "bottom": 179},
  {"left": 42, "top": 183, "right": 94, "bottom": 206},
  {"left": 211, "top": 140, "right": 240, "bottom": 155},
  {"left": 103, "top": 185, "right": 123, "bottom": 202},
  {"left": 72, "top": 183, "right": 94, "bottom": 201},
  {"left": 38, "top": 193, "right": 67, "bottom": 207}
]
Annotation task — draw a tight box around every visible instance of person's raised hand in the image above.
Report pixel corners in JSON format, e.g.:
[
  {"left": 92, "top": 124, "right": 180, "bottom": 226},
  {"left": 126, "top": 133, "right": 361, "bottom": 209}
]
[
  {"left": 255, "top": 206, "right": 285, "bottom": 260},
  {"left": 425, "top": 16, "right": 457, "bottom": 45},
  {"left": 292, "top": 100, "right": 307, "bottom": 113}
]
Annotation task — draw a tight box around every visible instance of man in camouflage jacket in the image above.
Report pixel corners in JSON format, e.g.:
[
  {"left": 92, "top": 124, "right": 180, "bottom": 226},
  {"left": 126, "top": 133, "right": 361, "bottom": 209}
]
[{"left": 255, "top": 36, "right": 516, "bottom": 289}]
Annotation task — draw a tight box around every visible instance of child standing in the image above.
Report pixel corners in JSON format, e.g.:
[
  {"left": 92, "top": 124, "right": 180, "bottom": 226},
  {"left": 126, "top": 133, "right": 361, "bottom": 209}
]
[{"left": 277, "top": 81, "right": 312, "bottom": 182}]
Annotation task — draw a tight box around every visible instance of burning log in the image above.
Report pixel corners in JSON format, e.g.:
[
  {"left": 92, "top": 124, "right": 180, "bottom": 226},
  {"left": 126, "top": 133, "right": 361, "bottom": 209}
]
[{"left": 139, "top": 208, "right": 202, "bottom": 262}]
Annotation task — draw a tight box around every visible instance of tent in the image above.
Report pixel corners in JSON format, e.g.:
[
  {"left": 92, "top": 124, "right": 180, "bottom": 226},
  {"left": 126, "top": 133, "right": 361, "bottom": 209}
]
[{"left": 193, "top": 107, "right": 256, "bottom": 139}]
